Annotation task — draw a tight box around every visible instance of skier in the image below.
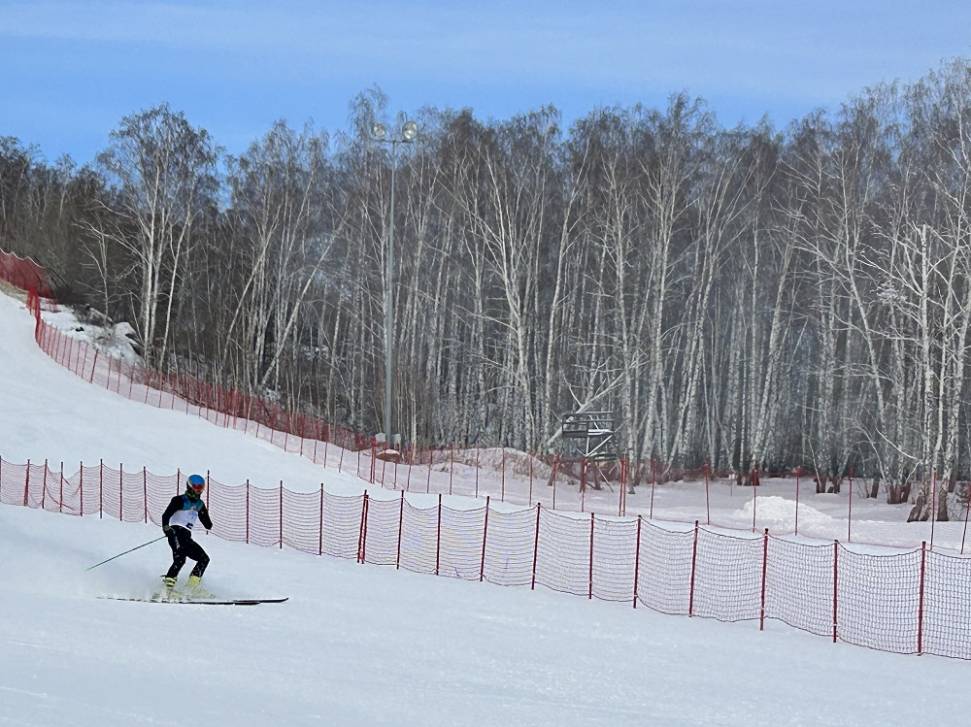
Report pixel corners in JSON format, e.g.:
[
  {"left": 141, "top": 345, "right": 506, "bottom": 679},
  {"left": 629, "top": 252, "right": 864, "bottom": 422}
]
[{"left": 161, "top": 473, "right": 213, "bottom": 598}]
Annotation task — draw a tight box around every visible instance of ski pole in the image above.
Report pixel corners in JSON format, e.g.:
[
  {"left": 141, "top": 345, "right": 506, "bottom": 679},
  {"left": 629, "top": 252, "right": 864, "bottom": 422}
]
[{"left": 86, "top": 535, "right": 167, "bottom": 571}]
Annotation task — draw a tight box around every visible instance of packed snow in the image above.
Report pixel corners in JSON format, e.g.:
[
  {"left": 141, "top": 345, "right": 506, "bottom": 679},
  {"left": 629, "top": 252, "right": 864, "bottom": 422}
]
[{"left": 2, "top": 504, "right": 966, "bottom": 727}]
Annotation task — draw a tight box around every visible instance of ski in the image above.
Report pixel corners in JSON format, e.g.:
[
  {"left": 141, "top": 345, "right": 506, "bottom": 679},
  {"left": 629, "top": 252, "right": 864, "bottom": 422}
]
[{"left": 99, "top": 596, "right": 288, "bottom": 606}]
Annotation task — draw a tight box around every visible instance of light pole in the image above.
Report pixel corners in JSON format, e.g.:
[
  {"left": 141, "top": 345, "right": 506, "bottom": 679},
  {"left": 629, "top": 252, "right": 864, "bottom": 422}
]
[{"left": 370, "top": 118, "right": 417, "bottom": 452}]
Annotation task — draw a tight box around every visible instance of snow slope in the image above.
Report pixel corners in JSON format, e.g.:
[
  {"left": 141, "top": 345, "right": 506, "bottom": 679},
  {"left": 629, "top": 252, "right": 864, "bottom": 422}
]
[
  {"left": 0, "top": 292, "right": 362, "bottom": 493},
  {"left": 1, "top": 504, "right": 965, "bottom": 727}
]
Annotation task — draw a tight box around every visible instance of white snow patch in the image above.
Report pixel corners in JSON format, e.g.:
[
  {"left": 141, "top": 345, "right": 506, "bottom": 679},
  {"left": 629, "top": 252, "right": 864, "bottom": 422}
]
[{"left": 735, "top": 495, "right": 834, "bottom": 530}]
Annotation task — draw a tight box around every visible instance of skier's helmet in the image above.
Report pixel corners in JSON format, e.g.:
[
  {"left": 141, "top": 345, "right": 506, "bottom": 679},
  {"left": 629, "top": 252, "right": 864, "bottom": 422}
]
[{"left": 186, "top": 473, "right": 206, "bottom": 497}]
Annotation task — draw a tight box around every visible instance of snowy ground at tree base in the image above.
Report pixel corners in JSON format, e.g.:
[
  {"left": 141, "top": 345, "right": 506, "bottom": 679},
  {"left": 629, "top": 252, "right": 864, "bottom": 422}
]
[{"left": 0, "top": 503, "right": 965, "bottom": 727}]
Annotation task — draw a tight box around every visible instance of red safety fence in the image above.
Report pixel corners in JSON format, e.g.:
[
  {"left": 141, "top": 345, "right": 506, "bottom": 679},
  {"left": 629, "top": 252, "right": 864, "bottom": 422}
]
[
  {"left": 0, "top": 249, "right": 54, "bottom": 297},
  {"left": 25, "top": 299, "right": 971, "bottom": 553},
  {"left": 1, "top": 454, "right": 968, "bottom": 660},
  {"left": 1, "top": 246, "right": 962, "bottom": 562},
  {"left": 8, "top": 248, "right": 967, "bottom": 551}
]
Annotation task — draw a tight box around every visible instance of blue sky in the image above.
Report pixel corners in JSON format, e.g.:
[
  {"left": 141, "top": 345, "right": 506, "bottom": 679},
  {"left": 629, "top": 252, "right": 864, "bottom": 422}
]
[{"left": 2, "top": 0, "right": 969, "bottom": 164}]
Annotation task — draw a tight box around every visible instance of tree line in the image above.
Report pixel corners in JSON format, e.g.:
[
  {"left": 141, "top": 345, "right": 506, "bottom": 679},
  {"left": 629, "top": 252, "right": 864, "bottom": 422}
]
[{"left": 2, "top": 61, "right": 970, "bottom": 519}]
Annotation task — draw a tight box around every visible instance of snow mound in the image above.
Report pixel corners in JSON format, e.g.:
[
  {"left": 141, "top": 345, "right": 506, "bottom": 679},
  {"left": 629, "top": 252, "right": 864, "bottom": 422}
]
[
  {"left": 44, "top": 304, "right": 141, "bottom": 363},
  {"left": 736, "top": 495, "right": 833, "bottom": 530}
]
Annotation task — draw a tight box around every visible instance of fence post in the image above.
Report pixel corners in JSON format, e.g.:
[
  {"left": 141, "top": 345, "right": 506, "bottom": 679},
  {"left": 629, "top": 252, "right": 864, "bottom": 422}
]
[
  {"left": 119, "top": 464, "right": 123, "bottom": 521},
  {"left": 99, "top": 459, "right": 103, "bottom": 519},
  {"left": 632, "top": 515, "right": 642, "bottom": 609},
  {"left": 918, "top": 541, "right": 926, "bottom": 656},
  {"left": 500, "top": 448, "right": 505, "bottom": 502},
  {"left": 89, "top": 350, "right": 98, "bottom": 383},
  {"left": 319, "top": 484, "right": 325, "bottom": 557},
  {"left": 79, "top": 461, "right": 84, "bottom": 517},
  {"left": 396, "top": 490, "right": 405, "bottom": 569},
  {"left": 479, "top": 496, "right": 490, "bottom": 582},
  {"left": 688, "top": 520, "right": 699, "bottom": 617},
  {"left": 15, "top": 457, "right": 26, "bottom": 510},
  {"left": 435, "top": 493, "right": 443, "bottom": 576},
  {"left": 531, "top": 503, "right": 541, "bottom": 590},
  {"left": 588, "top": 512, "right": 595, "bottom": 600},
  {"left": 357, "top": 491, "right": 369, "bottom": 563},
  {"left": 245, "top": 480, "right": 250, "bottom": 544},
  {"left": 362, "top": 488, "right": 371, "bottom": 559},
  {"left": 760, "top": 528, "right": 769, "bottom": 631},
  {"left": 279, "top": 481, "right": 284, "bottom": 550},
  {"left": 143, "top": 467, "right": 147, "bottom": 524},
  {"left": 832, "top": 540, "right": 839, "bottom": 643},
  {"left": 59, "top": 461, "right": 64, "bottom": 514},
  {"left": 41, "top": 459, "right": 47, "bottom": 510}
]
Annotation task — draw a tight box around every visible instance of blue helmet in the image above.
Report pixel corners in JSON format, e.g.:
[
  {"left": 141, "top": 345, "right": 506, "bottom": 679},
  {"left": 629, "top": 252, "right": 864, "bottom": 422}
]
[{"left": 186, "top": 473, "right": 206, "bottom": 497}]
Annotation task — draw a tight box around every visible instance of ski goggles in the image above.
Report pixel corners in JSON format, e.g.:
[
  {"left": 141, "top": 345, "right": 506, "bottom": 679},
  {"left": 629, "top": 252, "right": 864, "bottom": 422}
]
[{"left": 186, "top": 474, "right": 206, "bottom": 493}]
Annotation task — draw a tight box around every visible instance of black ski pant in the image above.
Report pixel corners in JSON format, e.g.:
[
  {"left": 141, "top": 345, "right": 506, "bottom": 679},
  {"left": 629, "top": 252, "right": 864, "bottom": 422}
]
[{"left": 165, "top": 526, "right": 210, "bottom": 579}]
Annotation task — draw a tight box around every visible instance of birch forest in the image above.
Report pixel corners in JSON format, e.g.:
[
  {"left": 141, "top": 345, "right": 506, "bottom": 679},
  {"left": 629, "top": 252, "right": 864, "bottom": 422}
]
[{"left": 3, "top": 61, "right": 971, "bottom": 518}]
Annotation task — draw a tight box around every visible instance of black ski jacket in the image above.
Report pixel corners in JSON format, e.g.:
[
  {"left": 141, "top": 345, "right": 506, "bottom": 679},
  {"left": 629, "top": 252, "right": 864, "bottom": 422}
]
[{"left": 162, "top": 494, "right": 213, "bottom": 532}]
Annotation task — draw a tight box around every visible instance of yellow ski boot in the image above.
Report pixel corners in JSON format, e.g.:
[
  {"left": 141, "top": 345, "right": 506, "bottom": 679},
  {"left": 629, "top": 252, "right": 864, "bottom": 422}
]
[
  {"left": 186, "top": 574, "right": 212, "bottom": 600},
  {"left": 160, "top": 576, "right": 178, "bottom": 601}
]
